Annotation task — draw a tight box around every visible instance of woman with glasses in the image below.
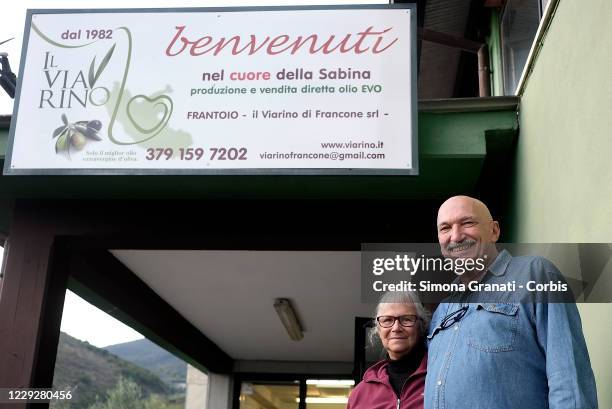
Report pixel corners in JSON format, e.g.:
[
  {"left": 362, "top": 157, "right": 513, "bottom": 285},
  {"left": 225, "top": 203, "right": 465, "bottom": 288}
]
[{"left": 347, "top": 291, "right": 430, "bottom": 409}]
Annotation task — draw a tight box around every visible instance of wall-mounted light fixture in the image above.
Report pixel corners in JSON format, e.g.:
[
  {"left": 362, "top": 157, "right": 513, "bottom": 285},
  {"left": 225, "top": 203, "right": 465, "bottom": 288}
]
[{"left": 273, "top": 298, "right": 303, "bottom": 341}]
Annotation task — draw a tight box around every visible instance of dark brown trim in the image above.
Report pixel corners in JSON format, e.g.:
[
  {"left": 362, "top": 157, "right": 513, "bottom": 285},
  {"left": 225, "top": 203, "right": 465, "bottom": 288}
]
[
  {"left": 0, "top": 204, "right": 54, "bottom": 406},
  {"left": 66, "top": 234, "right": 364, "bottom": 252},
  {"left": 68, "top": 247, "right": 233, "bottom": 374},
  {"left": 30, "top": 239, "right": 71, "bottom": 389},
  {"left": 35, "top": 198, "right": 443, "bottom": 251}
]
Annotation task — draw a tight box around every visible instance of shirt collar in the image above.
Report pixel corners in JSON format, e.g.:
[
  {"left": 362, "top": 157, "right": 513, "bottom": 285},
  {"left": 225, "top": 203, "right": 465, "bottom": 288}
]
[{"left": 487, "top": 249, "right": 512, "bottom": 277}]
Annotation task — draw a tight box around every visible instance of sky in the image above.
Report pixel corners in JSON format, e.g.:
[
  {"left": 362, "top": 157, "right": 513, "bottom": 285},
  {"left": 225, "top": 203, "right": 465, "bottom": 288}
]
[
  {"left": 60, "top": 290, "right": 144, "bottom": 348},
  {"left": 0, "top": 0, "right": 386, "bottom": 348},
  {"left": 0, "top": 245, "right": 142, "bottom": 347},
  {"left": 0, "top": 0, "right": 387, "bottom": 115}
]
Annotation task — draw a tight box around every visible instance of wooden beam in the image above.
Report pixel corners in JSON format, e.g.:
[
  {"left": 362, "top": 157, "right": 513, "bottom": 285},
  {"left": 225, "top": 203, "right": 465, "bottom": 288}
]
[
  {"left": 0, "top": 203, "right": 56, "bottom": 409},
  {"left": 68, "top": 248, "right": 233, "bottom": 374},
  {"left": 31, "top": 239, "right": 71, "bottom": 389}
]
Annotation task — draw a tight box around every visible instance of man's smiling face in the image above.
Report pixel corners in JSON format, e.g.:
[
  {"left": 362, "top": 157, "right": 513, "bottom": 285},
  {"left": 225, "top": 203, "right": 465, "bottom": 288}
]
[{"left": 436, "top": 196, "right": 500, "bottom": 263}]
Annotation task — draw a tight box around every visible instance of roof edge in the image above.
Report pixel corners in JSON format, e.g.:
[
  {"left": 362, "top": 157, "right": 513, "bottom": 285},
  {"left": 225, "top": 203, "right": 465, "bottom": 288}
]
[
  {"left": 515, "top": 0, "right": 560, "bottom": 96},
  {"left": 419, "top": 96, "right": 520, "bottom": 113}
]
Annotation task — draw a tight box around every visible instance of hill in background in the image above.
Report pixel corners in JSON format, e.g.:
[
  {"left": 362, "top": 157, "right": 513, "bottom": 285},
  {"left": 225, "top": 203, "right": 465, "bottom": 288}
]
[
  {"left": 103, "top": 338, "right": 187, "bottom": 389},
  {"left": 51, "top": 332, "right": 177, "bottom": 409}
]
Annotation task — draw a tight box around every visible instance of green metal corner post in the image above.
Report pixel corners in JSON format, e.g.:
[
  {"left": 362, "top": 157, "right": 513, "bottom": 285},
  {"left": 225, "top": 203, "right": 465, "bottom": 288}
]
[{"left": 487, "top": 8, "right": 505, "bottom": 97}]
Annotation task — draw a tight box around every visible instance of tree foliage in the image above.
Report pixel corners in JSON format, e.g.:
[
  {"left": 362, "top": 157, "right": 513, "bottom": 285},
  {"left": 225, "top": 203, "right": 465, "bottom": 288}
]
[{"left": 88, "top": 377, "right": 177, "bottom": 409}]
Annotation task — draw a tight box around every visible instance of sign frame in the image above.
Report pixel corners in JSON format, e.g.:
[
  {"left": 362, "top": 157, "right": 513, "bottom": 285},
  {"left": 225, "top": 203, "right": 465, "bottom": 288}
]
[{"left": 3, "top": 4, "right": 418, "bottom": 176}]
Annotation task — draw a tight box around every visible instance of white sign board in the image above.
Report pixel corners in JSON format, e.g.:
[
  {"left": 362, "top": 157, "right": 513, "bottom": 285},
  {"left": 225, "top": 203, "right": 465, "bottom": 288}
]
[{"left": 4, "top": 6, "right": 417, "bottom": 175}]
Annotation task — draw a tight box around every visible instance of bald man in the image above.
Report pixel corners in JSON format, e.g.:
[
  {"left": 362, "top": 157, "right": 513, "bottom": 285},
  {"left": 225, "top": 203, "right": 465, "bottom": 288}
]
[
  {"left": 424, "top": 196, "right": 597, "bottom": 409},
  {"left": 436, "top": 196, "right": 500, "bottom": 282}
]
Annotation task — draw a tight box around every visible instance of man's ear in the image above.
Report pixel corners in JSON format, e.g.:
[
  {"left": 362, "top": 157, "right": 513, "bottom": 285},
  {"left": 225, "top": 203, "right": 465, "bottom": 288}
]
[{"left": 491, "top": 221, "right": 501, "bottom": 242}]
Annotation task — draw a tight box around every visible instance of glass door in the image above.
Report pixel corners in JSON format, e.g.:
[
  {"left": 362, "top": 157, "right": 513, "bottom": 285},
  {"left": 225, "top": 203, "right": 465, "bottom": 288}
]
[
  {"left": 239, "top": 380, "right": 300, "bottom": 409},
  {"left": 305, "top": 379, "right": 354, "bottom": 408},
  {"left": 237, "top": 377, "right": 354, "bottom": 409}
]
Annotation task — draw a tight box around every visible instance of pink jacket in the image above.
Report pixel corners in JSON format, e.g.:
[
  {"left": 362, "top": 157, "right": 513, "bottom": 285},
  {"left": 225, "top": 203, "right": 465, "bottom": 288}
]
[{"left": 347, "top": 354, "right": 427, "bottom": 409}]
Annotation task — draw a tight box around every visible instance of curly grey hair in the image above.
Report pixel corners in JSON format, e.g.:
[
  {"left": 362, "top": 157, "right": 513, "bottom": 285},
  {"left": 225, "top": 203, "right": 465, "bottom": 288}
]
[{"left": 368, "top": 291, "right": 432, "bottom": 347}]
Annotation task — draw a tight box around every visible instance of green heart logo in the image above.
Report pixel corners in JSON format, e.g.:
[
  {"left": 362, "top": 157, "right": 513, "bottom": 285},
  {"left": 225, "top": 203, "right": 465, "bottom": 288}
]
[{"left": 126, "top": 94, "right": 173, "bottom": 136}]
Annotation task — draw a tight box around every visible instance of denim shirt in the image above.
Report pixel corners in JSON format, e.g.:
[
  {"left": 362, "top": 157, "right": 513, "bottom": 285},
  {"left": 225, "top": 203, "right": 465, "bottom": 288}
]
[{"left": 424, "top": 250, "right": 598, "bottom": 409}]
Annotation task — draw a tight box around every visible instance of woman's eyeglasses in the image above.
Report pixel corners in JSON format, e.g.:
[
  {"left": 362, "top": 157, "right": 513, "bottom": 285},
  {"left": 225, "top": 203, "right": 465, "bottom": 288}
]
[{"left": 376, "top": 315, "right": 418, "bottom": 328}]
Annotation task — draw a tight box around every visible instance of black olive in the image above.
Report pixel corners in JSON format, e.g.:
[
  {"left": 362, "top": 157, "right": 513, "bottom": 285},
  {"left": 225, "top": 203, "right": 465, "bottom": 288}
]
[
  {"left": 87, "top": 120, "right": 102, "bottom": 131},
  {"left": 85, "top": 128, "right": 102, "bottom": 141}
]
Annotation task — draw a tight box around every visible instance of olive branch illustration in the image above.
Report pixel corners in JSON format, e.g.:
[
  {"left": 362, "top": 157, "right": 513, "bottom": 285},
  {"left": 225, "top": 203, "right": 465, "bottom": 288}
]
[
  {"left": 32, "top": 23, "right": 174, "bottom": 149},
  {"left": 52, "top": 114, "right": 102, "bottom": 157},
  {"left": 50, "top": 44, "right": 114, "bottom": 158},
  {"left": 88, "top": 43, "right": 115, "bottom": 88}
]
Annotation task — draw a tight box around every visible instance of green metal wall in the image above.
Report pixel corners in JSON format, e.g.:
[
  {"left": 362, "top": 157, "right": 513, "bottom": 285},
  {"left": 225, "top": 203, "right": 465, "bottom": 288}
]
[
  {"left": 0, "top": 129, "right": 7, "bottom": 155},
  {"left": 509, "top": 0, "right": 612, "bottom": 406}
]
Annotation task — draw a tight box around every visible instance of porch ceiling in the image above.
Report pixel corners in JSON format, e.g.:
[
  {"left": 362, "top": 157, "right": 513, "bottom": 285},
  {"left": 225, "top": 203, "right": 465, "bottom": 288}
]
[{"left": 111, "top": 249, "right": 369, "bottom": 363}]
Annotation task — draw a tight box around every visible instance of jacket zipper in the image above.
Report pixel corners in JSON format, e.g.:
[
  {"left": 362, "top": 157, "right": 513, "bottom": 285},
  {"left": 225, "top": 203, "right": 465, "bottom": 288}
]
[{"left": 396, "top": 378, "right": 409, "bottom": 409}]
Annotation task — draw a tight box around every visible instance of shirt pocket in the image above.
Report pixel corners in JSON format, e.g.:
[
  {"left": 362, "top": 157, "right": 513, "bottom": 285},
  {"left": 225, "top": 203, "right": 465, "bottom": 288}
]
[{"left": 467, "top": 303, "right": 519, "bottom": 352}]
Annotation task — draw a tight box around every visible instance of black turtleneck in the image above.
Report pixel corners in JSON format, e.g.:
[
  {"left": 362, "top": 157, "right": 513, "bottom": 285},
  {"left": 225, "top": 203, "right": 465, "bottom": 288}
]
[{"left": 386, "top": 342, "right": 425, "bottom": 397}]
